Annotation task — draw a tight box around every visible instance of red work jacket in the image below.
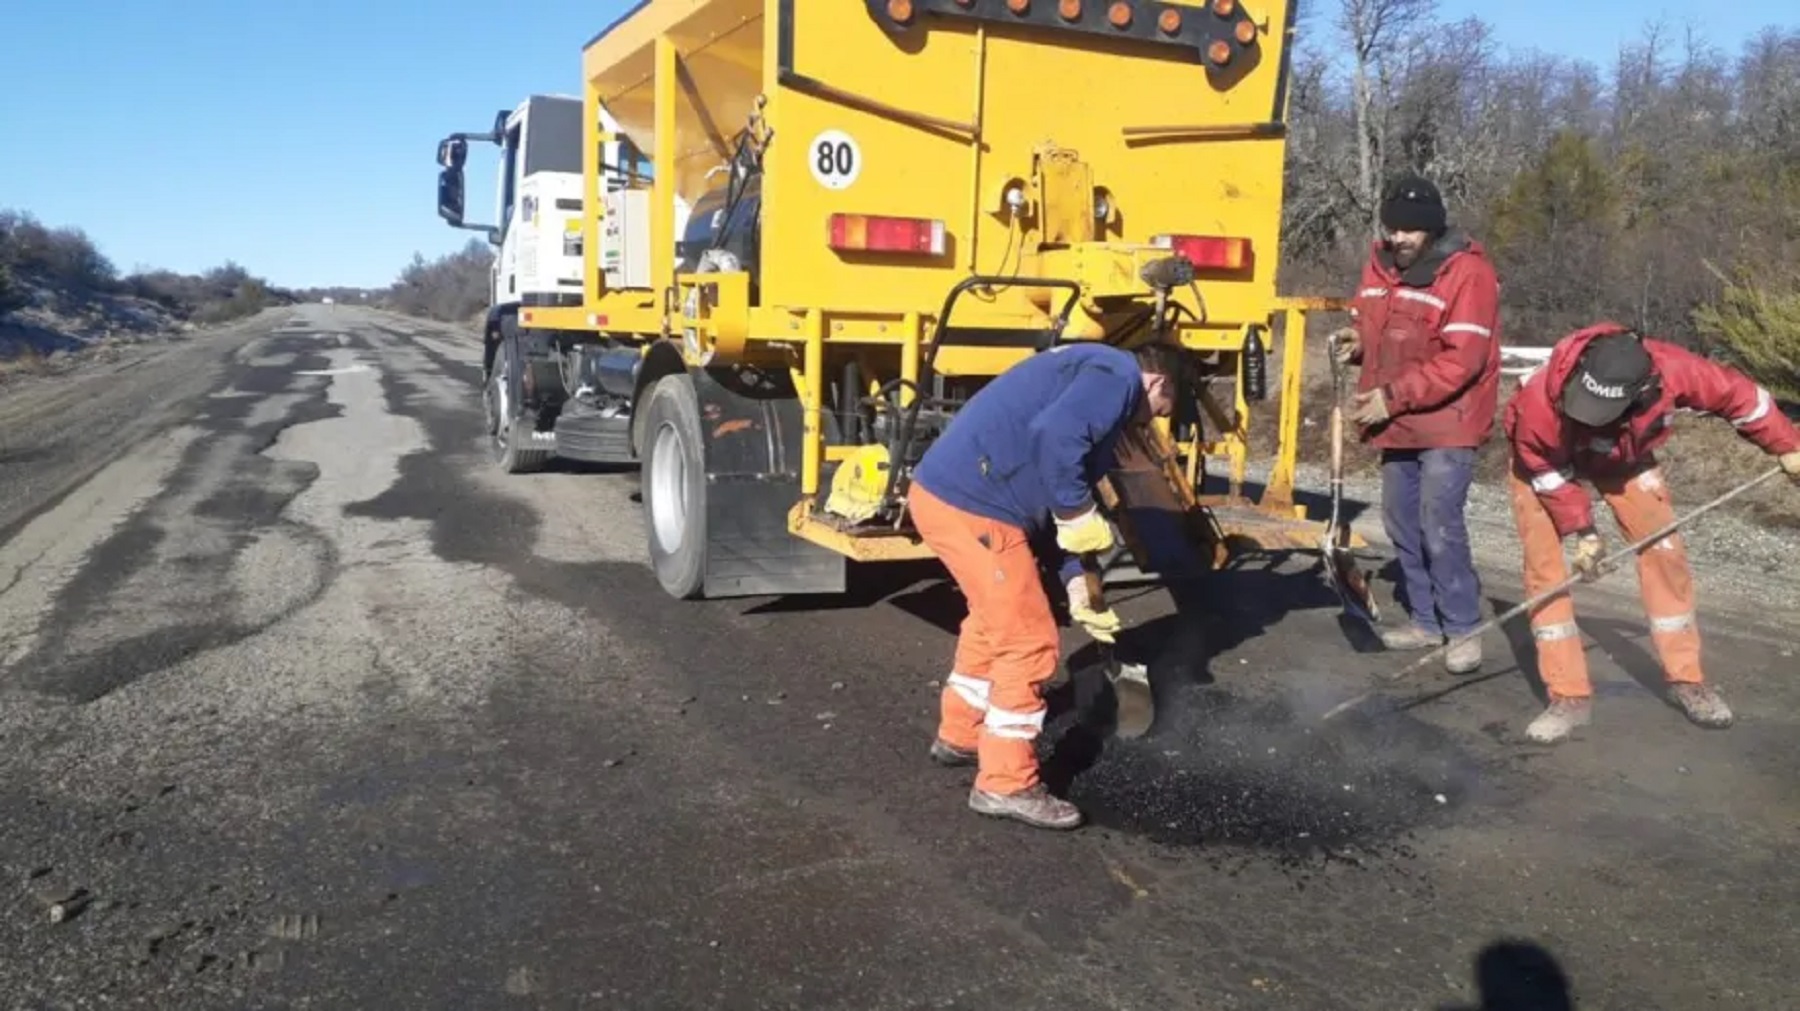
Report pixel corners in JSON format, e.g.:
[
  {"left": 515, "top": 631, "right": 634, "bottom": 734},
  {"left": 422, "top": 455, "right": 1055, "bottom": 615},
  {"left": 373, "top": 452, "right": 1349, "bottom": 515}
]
[
  {"left": 1504, "top": 321, "right": 1800, "bottom": 537},
  {"left": 1348, "top": 231, "right": 1503, "bottom": 450}
]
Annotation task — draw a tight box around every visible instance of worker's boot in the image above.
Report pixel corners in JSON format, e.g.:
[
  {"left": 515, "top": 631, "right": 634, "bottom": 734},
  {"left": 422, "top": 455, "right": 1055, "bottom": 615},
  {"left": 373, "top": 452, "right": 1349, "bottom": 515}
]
[
  {"left": 1669, "top": 683, "right": 1733, "bottom": 729},
  {"left": 1380, "top": 624, "right": 1445, "bottom": 651},
  {"left": 928, "top": 738, "right": 977, "bottom": 767},
  {"left": 1443, "top": 635, "right": 1482, "bottom": 674},
  {"left": 1525, "top": 696, "right": 1592, "bottom": 744},
  {"left": 968, "top": 784, "right": 1083, "bottom": 830}
]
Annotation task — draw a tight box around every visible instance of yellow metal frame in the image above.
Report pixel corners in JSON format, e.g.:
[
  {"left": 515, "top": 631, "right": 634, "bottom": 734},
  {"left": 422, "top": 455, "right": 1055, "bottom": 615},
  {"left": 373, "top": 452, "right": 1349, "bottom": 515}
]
[{"left": 515, "top": 0, "right": 1364, "bottom": 568}]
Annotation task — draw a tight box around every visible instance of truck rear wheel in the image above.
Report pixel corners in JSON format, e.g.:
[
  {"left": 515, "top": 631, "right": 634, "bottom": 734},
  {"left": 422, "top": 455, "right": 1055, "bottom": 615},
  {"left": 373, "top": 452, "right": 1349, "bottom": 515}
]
[{"left": 641, "top": 373, "right": 706, "bottom": 599}]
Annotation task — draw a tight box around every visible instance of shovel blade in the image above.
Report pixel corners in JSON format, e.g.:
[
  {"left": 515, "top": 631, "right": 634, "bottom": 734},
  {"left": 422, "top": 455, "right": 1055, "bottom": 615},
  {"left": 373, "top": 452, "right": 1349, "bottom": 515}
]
[
  {"left": 1109, "top": 661, "right": 1154, "bottom": 739},
  {"left": 1321, "top": 528, "right": 1381, "bottom": 626}
]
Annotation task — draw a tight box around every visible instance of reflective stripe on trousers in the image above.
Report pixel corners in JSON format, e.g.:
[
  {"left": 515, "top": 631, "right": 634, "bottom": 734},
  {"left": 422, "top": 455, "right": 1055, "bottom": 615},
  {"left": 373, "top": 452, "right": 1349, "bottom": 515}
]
[
  {"left": 1507, "top": 461, "right": 1706, "bottom": 699},
  {"left": 909, "top": 483, "right": 1060, "bottom": 795}
]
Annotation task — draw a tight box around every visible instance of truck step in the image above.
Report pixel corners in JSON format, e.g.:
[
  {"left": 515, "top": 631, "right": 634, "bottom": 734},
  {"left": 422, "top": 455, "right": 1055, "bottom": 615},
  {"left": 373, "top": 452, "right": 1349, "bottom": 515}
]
[{"left": 552, "top": 408, "right": 634, "bottom": 464}]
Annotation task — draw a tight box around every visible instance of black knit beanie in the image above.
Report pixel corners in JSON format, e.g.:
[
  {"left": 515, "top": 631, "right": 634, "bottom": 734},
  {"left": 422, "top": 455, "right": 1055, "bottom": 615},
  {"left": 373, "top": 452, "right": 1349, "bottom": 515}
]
[{"left": 1380, "top": 173, "right": 1447, "bottom": 234}]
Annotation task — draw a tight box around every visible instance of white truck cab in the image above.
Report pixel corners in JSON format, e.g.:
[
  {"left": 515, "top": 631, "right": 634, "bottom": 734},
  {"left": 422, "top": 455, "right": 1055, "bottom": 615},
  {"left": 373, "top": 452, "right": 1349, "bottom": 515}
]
[{"left": 434, "top": 94, "right": 691, "bottom": 323}]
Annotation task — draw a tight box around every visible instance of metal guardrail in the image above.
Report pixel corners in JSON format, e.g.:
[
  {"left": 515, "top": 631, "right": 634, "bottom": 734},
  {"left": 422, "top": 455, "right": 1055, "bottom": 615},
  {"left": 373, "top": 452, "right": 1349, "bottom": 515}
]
[{"left": 1499, "top": 345, "right": 1551, "bottom": 381}]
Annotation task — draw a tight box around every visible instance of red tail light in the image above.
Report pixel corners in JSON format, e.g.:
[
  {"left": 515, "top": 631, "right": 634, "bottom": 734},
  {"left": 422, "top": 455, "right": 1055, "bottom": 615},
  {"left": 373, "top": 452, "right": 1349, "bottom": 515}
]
[
  {"left": 828, "top": 214, "right": 947, "bottom": 255},
  {"left": 1151, "top": 234, "right": 1251, "bottom": 271}
]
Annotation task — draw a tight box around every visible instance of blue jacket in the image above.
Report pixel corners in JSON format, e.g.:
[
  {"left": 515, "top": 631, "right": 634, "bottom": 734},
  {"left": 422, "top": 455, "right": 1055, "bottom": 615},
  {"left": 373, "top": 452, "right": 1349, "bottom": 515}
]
[{"left": 911, "top": 343, "right": 1145, "bottom": 581}]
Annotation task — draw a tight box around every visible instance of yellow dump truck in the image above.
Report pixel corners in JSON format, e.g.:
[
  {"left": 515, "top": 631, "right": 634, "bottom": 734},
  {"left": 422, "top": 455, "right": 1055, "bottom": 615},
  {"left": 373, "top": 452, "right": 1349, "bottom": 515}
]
[{"left": 432, "top": 0, "right": 1350, "bottom": 600}]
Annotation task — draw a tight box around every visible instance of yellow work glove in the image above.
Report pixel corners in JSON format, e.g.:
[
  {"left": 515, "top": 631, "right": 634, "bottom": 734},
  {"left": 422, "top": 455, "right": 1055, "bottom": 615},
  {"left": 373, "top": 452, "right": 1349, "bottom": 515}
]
[
  {"left": 1328, "top": 326, "right": 1360, "bottom": 366},
  {"left": 1780, "top": 449, "right": 1800, "bottom": 486},
  {"left": 1569, "top": 532, "right": 1603, "bottom": 582},
  {"left": 1065, "top": 576, "right": 1121, "bottom": 644},
  {"left": 1054, "top": 506, "right": 1114, "bottom": 556},
  {"left": 1347, "top": 388, "right": 1391, "bottom": 426}
]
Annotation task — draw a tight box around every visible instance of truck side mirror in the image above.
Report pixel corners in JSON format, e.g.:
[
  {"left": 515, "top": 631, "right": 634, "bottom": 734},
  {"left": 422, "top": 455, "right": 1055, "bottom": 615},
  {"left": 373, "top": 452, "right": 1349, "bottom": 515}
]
[
  {"left": 437, "top": 166, "right": 466, "bottom": 226},
  {"left": 437, "top": 137, "right": 468, "bottom": 169}
]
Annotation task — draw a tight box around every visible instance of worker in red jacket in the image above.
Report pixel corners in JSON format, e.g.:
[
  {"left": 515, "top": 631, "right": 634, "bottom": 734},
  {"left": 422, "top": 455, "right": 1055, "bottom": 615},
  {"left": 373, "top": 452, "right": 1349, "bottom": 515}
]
[
  {"left": 1503, "top": 322, "right": 1800, "bottom": 743},
  {"left": 1330, "top": 173, "right": 1503, "bottom": 674},
  {"left": 907, "top": 340, "right": 1180, "bottom": 830}
]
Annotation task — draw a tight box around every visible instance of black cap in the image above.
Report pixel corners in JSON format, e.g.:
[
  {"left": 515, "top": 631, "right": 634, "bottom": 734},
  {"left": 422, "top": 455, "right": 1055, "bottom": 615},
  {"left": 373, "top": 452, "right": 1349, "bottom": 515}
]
[
  {"left": 1380, "top": 173, "right": 1446, "bottom": 234},
  {"left": 1560, "top": 331, "right": 1653, "bottom": 427}
]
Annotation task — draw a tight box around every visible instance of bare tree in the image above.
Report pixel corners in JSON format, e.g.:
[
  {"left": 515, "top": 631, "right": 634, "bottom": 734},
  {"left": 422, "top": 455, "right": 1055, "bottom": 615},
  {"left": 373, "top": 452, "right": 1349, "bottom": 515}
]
[{"left": 1335, "top": 0, "right": 1439, "bottom": 236}]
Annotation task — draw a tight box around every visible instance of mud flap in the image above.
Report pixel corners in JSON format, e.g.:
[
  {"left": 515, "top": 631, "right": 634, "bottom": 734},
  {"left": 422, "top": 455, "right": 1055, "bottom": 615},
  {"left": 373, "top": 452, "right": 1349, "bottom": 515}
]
[{"left": 693, "top": 365, "right": 847, "bottom": 598}]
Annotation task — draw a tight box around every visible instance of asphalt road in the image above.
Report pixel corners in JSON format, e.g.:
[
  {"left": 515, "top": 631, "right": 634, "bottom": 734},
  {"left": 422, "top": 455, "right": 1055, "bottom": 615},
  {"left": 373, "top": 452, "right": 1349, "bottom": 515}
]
[{"left": 2, "top": 305, "right": 1795, "bottom": 1010}]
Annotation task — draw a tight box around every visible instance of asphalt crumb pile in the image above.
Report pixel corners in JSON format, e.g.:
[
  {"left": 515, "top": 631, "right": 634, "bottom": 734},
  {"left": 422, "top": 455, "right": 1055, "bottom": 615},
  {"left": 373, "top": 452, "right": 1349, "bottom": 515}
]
[{"left": 1054, "top": 687, "right": 1484, "bottom": 861}]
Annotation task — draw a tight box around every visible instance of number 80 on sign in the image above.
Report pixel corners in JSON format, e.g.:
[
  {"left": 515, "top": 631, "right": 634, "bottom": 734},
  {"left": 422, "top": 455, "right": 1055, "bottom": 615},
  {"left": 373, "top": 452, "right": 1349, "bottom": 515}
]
[{"left": 809, "top": 130, "right": 861, "bottom": 190}]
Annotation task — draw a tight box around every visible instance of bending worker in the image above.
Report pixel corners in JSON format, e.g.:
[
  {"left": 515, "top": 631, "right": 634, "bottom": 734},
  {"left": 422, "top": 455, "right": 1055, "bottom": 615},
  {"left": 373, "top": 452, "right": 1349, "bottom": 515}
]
[
  {"left": 906, "top": 340, "right": 1180, "bottom": 830},
  {"left": 1330, "top": 172, "right": 1504, "bottom": 675},
  {"left": 1504, "top": 322, "right": 1800, "bottom": 743}
]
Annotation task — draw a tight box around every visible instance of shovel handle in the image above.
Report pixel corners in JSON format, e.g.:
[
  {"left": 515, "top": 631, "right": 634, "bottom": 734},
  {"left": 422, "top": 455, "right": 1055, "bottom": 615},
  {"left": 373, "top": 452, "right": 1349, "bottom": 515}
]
[
  {"left": 1329, "top": 403, "right": 1345, "bottom": 482},
  {"left": 1080, "top": 553, "right": 1108, "bottom": 612}
]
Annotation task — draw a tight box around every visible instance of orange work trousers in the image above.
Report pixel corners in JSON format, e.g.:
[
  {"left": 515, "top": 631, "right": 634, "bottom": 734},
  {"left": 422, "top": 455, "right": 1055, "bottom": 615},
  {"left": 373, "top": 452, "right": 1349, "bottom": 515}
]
[
  {"left": 908, "top": 482, "right": 1060, "bottom": 796},
  {"left": 1507, "top": 459, "right": 1704, "bottom": 700}
]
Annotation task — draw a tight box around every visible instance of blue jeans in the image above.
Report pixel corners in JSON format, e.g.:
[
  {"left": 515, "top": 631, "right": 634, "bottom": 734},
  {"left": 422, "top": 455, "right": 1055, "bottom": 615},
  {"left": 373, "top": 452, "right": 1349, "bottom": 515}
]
[{"left": 1381, "top": 447, "right": 1482, "bottom": 637}]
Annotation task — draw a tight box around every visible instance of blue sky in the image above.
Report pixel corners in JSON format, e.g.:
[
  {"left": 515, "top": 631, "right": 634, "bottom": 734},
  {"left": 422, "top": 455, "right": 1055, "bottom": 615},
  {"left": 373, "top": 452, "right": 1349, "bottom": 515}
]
[{"left": 0, "top": 1, "right": 1792, "bottom": 289}]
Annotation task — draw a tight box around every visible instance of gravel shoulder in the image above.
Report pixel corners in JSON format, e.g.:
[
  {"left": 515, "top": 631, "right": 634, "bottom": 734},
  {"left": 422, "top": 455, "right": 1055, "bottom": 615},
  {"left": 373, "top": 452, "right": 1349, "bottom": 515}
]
[{"left": 1244, "top": 454, "right": 1800, "bottom": 643}]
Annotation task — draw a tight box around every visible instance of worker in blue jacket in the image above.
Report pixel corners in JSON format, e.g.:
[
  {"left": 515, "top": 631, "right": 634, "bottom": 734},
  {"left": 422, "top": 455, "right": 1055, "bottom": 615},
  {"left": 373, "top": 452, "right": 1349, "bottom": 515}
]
[{"left": 907, "top": 340, "right": 1181, "bottom": 830}]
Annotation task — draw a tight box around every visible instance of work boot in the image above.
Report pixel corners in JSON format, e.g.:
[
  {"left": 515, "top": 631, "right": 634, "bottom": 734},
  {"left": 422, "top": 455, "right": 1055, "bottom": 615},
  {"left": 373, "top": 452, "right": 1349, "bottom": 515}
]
[
  {"left": 1443, "top": 635, "right": 1482, "bottom": 674},
  {"left": 928, "top": 738, "right": 977, "bottom": 767},
  {"left": 968, "top": 784, "right": 1083, "bottom": 830},
  {"left": 1381, "top": 624, "right": 1444, "bottom": 651},
  {"left": 1669, "top": 683, "right": 1733, "bottom": 729},
  {"left": 1525, "top": 696, "right": 1592, "bottom": 744}
]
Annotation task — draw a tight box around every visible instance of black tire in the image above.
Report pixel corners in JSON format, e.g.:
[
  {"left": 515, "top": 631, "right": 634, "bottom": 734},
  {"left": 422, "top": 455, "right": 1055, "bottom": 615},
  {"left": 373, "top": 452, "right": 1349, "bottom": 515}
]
[
  {"left": 484, "top": 337, "right": 552, "bottom": 474},
  {"left": 640, "top": 373, "right": 706, "bottom": 599}
]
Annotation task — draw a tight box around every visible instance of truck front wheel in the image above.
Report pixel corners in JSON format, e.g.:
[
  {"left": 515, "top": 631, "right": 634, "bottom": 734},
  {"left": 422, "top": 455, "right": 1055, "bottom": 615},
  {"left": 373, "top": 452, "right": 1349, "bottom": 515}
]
[
  {"left": 485, "top": 338, "right": 551, "bottom": 474},
  {"left": 640, "top": 374, "right": 706, "bottom": 599}
]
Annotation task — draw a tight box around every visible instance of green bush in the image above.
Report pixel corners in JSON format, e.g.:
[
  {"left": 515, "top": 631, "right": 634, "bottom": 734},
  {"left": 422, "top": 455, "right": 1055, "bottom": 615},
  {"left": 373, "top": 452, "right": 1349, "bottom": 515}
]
[
  {"left": 0, "top": 261, "right": 24, "bottom": 314},
  {"left": 1692, "top": 269, "right": 1800, "bottom": 402}
]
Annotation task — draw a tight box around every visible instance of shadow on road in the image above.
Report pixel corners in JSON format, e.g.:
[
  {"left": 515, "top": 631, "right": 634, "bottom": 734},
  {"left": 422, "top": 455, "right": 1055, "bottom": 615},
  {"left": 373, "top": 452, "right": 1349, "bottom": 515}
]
[
  {"left": 1438, "top": 939, "right": 1574, "bottom": 1011},
  {"left": 1365, "top": 590, "right": 1695, "bottom": 738}
]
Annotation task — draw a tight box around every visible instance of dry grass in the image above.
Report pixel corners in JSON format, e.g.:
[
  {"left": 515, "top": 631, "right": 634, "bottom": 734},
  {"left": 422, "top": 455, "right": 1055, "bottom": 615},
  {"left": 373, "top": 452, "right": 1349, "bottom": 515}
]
[
  {"left": 1650, "top": 415, "right": 1800, "bottom": 530},
  {"left": 1235, "top": 334, "right": 1800, "bottom": 530},
  {"left": 0, "top": 346, "right": 49, "bottom": 380}
]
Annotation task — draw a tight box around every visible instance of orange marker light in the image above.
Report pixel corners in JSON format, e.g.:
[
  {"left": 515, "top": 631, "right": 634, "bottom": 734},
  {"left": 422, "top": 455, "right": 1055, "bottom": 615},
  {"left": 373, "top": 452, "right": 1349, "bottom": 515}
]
[
  {"left": 1212, "top": 0, "right": 1235, "bottom": 14},
  {"left": 1235, "top": 19, "right": 1256, "bottom": 44},
  {"left": 1108, "top": 1, "right": 1131, "bottom": 26},
  {"left": 1207, "top": 39, "right": 1231, "bottom": 64},
  {"left": 1007, "top": 0, "right": 1029, "bottom": 13},
  {"left": 1059, "top": 0, "right": 1081, "bottom": 20},
  {"left": 887, "top": 0, "right": 914, "bottom": 21},
  {"left": 1158, "top": 8, "right": 1181, "bottom": 33}
]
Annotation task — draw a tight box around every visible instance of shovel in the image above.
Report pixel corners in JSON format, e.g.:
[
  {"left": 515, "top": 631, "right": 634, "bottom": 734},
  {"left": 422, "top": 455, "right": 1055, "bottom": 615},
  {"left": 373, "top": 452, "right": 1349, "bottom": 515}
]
[
  {"left": 1316, "top": 463, "right": 1787, "bottom": 724},
  {"left": 1079, "top": 552, "right": 1154, "bottom": 739},
  {"left": 1320, "top": 345, "right": 1382, "bottom": 627}
]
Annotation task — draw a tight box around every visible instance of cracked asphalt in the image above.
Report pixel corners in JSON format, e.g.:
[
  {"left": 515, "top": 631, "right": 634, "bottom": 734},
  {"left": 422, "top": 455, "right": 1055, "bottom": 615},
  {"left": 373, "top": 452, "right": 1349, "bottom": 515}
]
[{"left": 1, "top": 304, "right": 1795, "bottom": 1009}]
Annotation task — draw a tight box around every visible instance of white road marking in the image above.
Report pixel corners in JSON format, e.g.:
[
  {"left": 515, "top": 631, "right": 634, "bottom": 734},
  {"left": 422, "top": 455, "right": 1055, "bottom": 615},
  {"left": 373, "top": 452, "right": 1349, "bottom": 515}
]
[{"left": 295, "top": 365, "right": 372, "bottom": 376}]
